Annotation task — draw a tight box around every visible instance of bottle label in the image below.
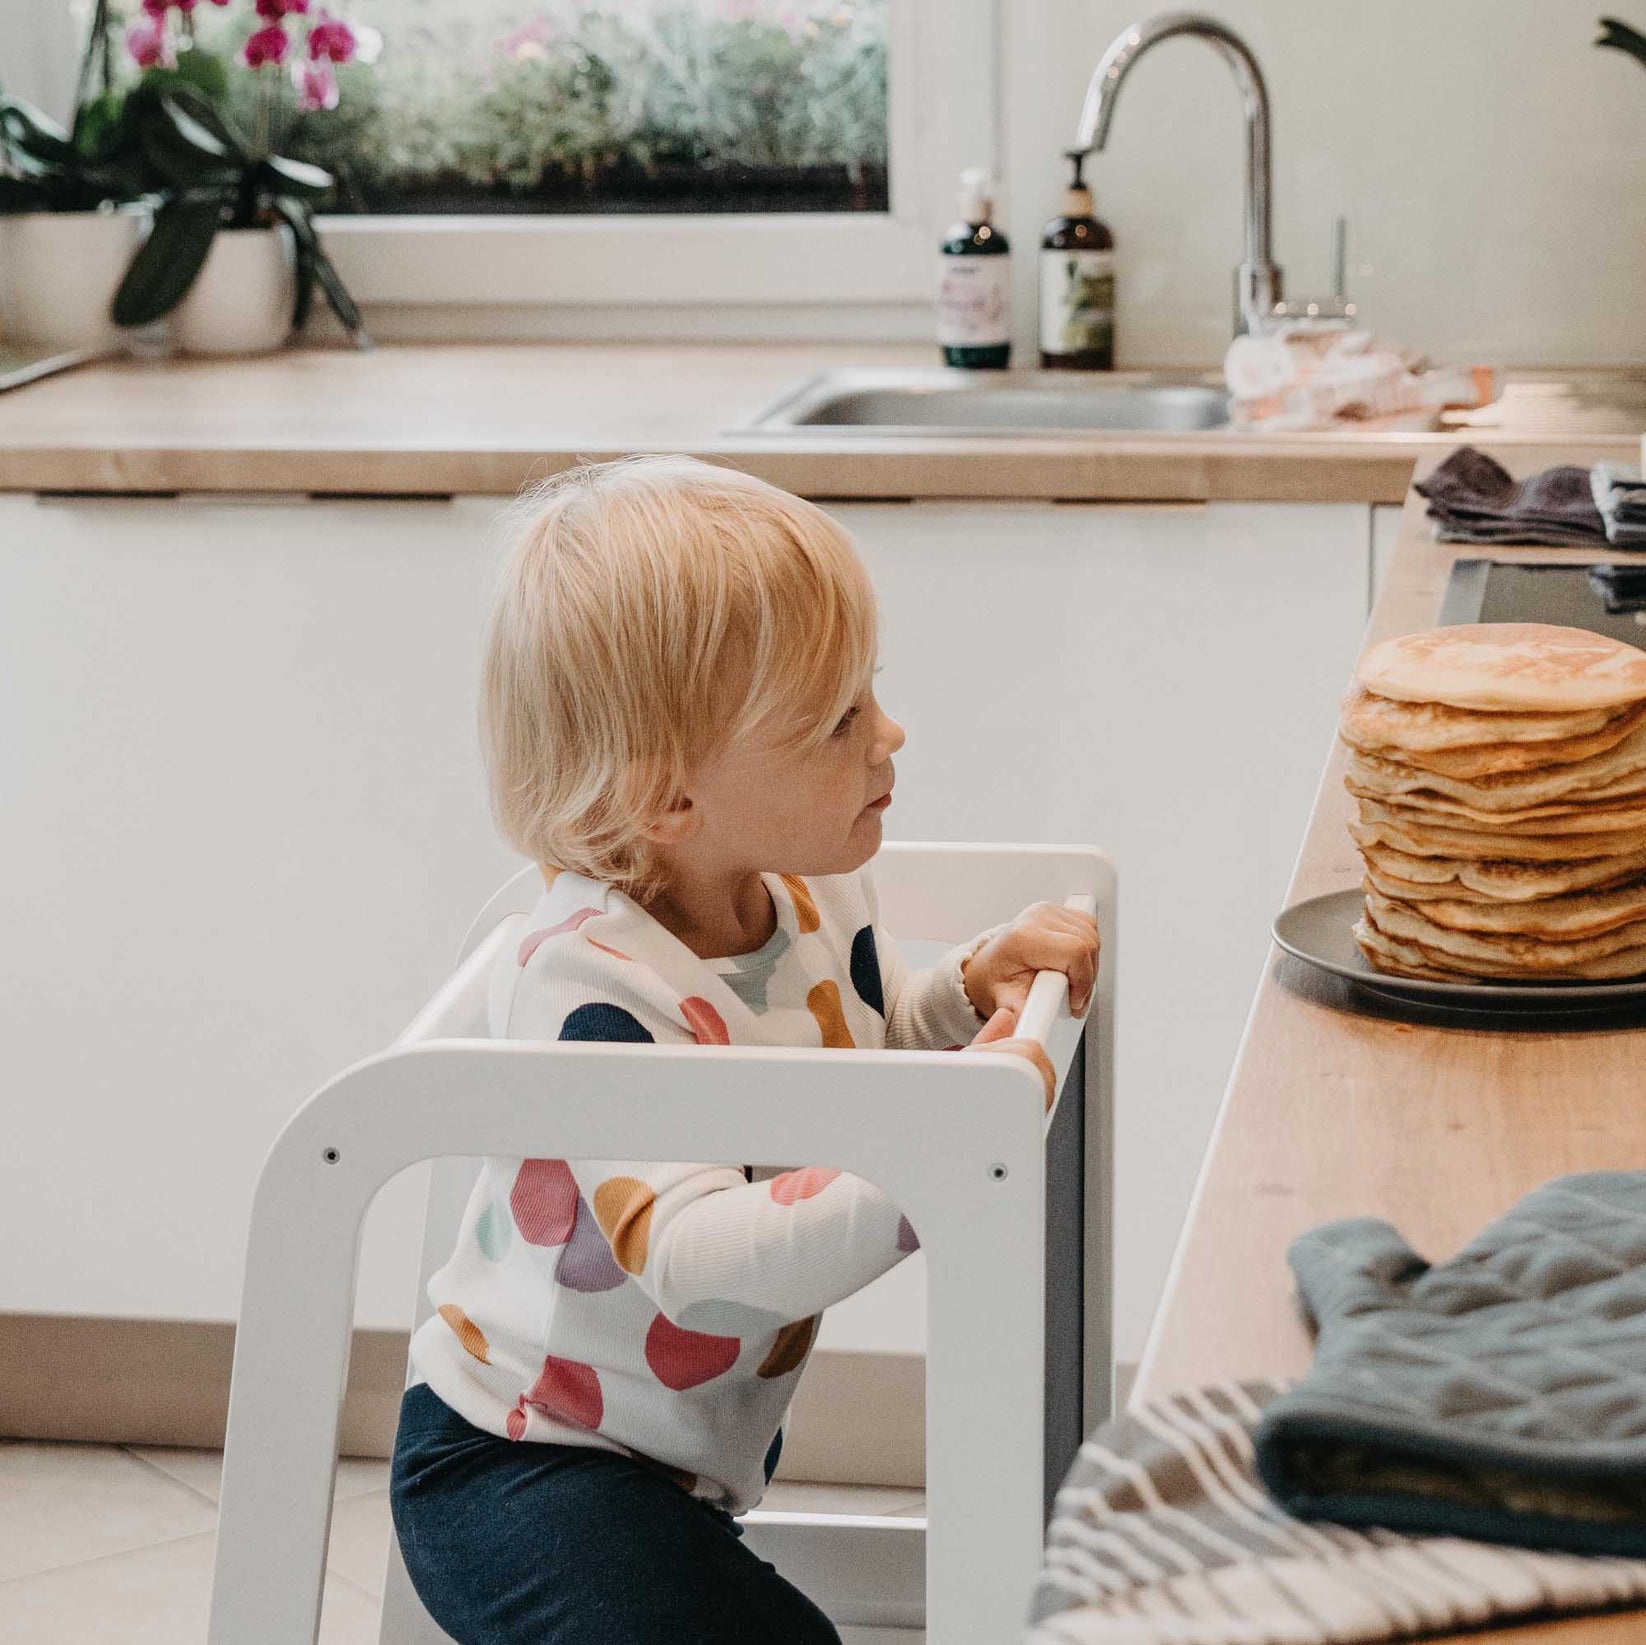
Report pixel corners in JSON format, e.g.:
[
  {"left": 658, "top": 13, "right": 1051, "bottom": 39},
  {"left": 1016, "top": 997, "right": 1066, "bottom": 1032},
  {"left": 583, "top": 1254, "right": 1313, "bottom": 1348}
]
[
  {"left": 1040, "top": 248, "right": 1115, "bottom": 355},
  {"left": 936, "top": 256, "right": 1011, "bottom": 347}
]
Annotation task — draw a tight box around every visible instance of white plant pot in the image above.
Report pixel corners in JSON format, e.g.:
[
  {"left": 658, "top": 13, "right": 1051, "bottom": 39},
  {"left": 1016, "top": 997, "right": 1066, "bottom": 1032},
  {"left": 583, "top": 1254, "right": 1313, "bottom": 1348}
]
[
  {"left": 170, "top": 224, "right": 298, "bottom": 357},
  {"left": 0, "top": 208, "right": 148, "bottom": 352}
]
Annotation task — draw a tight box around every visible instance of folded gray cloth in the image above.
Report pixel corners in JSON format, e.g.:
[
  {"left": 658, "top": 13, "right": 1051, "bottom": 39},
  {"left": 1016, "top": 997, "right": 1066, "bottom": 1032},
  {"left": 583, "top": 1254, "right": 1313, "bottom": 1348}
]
[
  {"left": 1592, "top": 462, "right": 1646, "bottom": 547},
  {"left": 1027, "top": 1379, "right": 1646, "bottom": 1644},
  {"left": 1415, "top": 446, "right": 1608, "bottom": 546},
  {"left": 1430, "top": 520, "right": 1605, "bottom": 548},
  {"left": 1253, "top": 1172, "right": 1646, "bottom": 1558}
]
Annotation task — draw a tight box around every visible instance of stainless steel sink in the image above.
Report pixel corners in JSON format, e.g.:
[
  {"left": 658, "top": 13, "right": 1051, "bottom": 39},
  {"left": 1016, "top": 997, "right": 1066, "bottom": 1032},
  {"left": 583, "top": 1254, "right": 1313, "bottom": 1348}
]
[{"left": 739, "top": 368, "right": 1230, "bottom": 436}]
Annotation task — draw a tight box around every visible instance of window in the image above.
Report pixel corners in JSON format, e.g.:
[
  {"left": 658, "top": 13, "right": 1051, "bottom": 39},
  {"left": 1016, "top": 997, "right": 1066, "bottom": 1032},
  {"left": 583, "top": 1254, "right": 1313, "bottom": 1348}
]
[
  {"left": 313, "top": 0, "right": 990, "bottom": 315},
  {"left": 26, "top": 0, "right": 994, "bottom": 318},
  {"left": 295, "top": 0, "right": 890, "bottom": 218}
]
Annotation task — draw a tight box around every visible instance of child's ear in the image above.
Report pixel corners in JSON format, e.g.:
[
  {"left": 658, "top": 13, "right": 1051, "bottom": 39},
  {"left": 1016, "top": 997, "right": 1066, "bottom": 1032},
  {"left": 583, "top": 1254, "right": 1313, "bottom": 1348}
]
[{"left": 639, "top": 792, "right": 699, "bottom": 846}]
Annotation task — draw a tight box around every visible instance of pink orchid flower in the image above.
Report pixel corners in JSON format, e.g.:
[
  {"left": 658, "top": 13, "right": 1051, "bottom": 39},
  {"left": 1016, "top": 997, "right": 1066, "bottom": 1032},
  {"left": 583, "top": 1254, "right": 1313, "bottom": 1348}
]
[
  {"left": 307, "top": 11, "right": 358, "bottom": 64},
  {"left": 292, "top": 57, "right": 340, "bottom": 111},
  {"left": 242, "top": 22, "right": 290, "bottom": 66},
  {"left": 125, "top": 15, "right": 174, "bottom": 68},
  {"left": 255, "top": 0, "right": 308, "bottom": 17}
]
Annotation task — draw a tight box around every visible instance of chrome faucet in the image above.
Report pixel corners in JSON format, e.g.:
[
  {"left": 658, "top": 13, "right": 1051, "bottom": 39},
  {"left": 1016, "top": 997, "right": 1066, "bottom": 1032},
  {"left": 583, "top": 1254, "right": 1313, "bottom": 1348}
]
[{"left": 1073, "top": 11, "right": 1283, "bottom": 336}]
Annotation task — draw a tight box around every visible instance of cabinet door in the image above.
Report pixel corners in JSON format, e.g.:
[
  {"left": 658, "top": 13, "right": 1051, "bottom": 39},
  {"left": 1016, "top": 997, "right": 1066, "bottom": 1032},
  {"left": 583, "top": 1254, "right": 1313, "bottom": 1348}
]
[
  {"left": 0, "top": 494, "right": 521, "bottom": 1327},
  {"left": 823, "top": 500, "right": 1370, "bottom": 1365},
  {"left": 1371, "top": 504, "right": 1405, "bottom": 607}
]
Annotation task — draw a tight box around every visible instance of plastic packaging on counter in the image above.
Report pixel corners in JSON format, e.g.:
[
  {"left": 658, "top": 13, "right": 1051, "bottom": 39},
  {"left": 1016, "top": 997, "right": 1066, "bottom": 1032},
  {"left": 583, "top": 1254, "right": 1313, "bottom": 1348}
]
[{"left": 1224, "top": 321, "right": 1497, "bottom": 432}]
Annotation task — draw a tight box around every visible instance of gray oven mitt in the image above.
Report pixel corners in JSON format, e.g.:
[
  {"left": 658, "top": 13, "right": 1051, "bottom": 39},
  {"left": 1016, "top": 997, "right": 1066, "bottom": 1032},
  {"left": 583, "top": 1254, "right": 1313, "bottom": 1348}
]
[{"left": 1253, "top": 1171, "right": 1646, "bottom": 1555}]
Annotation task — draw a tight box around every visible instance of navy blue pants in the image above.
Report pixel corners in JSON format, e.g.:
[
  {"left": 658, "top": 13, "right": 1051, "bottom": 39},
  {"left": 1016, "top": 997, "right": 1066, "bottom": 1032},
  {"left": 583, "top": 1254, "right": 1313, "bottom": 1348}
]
[{"left": 389, "top": 1383, "right": 841, "bottom": 1644}]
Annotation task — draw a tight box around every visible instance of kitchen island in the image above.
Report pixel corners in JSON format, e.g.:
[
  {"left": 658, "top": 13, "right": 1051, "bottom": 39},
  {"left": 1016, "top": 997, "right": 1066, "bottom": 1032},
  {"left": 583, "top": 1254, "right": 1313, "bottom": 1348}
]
[
  {"left": 1135, "top": 453, "right": 1646, "bottom": 1644},
  {"left": 5, "top": 354, "right": 1644, "bottom": 1520}
]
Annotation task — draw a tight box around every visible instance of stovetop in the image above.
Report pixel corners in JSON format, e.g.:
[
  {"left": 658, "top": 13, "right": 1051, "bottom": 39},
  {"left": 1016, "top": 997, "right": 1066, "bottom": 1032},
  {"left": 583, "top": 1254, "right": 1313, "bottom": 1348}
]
[{"left": 1439, "top": 559, "right": 1646, "bottom": 649}]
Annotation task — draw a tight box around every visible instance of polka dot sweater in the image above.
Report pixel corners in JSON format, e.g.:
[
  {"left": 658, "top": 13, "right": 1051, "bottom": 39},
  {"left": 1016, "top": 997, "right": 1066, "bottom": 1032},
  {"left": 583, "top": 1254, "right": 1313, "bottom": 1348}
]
[{"left": 408, "top": 864, "right": 991, "bottom": 1514}]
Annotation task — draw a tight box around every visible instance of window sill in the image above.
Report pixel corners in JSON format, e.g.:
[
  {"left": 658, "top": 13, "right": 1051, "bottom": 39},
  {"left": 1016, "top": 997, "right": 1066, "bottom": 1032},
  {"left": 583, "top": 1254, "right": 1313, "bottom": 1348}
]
[{"left": 318, "top": 213, "right": 938, "bottom": 309}]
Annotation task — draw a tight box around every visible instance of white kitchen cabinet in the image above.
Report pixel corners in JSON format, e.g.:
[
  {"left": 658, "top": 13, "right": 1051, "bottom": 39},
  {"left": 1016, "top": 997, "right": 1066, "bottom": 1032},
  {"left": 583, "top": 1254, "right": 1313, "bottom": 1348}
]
[
  {"left": 0, "top": 493, "right": 520, "bottom": 1328},
  {"left": 822, "top": 501, "right": 1371, "bottom": 1362},
  {"left": 1371, "top": 504, "right": 1405, "bottom": 608},
  {"left": 1, "top": 491, "right": 1369, "bottom": 1369}
]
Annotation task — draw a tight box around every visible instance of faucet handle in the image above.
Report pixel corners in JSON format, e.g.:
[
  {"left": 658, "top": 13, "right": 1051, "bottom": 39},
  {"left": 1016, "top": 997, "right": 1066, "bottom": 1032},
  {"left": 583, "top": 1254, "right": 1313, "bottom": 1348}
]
[{"left": 1264, "top": 216, "right": 1357, "bottom": 328}]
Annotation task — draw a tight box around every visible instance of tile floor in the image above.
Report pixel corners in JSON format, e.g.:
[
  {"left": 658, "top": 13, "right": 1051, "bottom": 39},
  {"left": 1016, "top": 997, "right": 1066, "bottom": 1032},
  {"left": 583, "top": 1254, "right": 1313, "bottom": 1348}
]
[{"left": 1, "top": 1435, "right": 925, "bottom": 1642}]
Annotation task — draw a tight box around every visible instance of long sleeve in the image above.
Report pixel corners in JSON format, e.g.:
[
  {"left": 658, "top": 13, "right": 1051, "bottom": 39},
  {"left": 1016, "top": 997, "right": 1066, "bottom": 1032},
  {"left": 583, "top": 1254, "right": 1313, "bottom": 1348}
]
[
  {"left": 504, "top": 895, "right": 916, "bottom": 1336},
  {"left": 854, "top": 867, "right": 996, "bottom": 1050}
]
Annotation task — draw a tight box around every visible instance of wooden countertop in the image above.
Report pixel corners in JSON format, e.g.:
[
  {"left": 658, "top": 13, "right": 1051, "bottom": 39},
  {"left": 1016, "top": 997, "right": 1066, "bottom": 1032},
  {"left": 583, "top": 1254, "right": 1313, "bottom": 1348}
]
[
  {"left": 2, "top": 343, "right": 1643, "bottom": 500},
  {"left": 1134, "top": 444, "right": 1646, "bottom": 1643}
]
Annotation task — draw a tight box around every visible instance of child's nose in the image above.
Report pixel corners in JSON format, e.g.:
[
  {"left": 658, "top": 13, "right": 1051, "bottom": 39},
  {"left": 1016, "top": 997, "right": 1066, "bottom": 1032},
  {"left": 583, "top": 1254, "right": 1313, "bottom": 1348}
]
[{"left": 876, "top": 712, "right": 906, "bottom": 759}]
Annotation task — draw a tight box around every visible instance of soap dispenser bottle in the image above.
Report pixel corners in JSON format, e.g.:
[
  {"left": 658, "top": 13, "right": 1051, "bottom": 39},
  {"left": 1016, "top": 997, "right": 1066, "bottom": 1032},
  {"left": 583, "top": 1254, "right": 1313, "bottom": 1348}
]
[
  {"left": 1039, "top": 151, "right": 1115, "bottom": 370},
  {"left": 936, "top": 168, "right": 1011, "bottom": 370}
]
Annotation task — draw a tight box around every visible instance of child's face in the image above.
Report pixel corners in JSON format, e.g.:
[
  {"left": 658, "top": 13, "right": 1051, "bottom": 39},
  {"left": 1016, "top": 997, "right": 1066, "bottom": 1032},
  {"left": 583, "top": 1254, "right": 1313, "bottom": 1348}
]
[{"left": 678, "top": 683, "right": 905, "bottom": 879}]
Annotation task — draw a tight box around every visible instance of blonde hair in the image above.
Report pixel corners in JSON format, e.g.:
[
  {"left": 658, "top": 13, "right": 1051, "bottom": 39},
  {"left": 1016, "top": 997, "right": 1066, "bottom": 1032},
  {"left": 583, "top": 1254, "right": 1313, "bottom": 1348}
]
[{"left": 481, "top": 454, "right": 878, "bottom": 898}]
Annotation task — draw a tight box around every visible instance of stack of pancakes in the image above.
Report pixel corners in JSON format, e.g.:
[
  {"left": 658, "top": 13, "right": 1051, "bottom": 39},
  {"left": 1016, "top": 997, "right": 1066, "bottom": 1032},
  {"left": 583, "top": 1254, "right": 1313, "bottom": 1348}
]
[{"left": 1339, "top": 622, "right": 1646, "bottom": 981}]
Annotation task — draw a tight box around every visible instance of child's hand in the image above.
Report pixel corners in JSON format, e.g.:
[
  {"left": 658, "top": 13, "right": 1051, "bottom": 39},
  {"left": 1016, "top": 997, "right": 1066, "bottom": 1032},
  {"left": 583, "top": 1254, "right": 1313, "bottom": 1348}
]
[
  {"left": 962, "top": 1006, "right": 1057, "bottom": 1113},
  {"left": 961, "top": 902, "right": 1100, "bottom": 1021}
]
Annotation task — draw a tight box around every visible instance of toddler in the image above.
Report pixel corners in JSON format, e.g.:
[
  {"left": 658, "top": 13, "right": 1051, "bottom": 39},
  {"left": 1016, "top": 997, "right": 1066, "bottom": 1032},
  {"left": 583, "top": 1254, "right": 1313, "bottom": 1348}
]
[{"left": 389, "top": 455, "right": 1099, "bottom": 1644}]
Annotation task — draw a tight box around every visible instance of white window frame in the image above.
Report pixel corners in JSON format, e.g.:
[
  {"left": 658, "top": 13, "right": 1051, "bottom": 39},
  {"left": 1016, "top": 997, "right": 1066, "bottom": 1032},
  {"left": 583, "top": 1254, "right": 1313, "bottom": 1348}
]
[{"left": 310, "top": 0, "right": 997, "bottom": 309}]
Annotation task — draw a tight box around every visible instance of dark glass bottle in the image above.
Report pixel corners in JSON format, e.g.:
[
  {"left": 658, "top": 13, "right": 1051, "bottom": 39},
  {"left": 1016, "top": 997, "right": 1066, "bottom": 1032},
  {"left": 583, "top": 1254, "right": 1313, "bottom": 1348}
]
[
  {"left": 1039, "top": 151, "right": 1116, "bottom": 370},
  {"left": 937, "top": 169, "right": 1012, "bottom": 370}
]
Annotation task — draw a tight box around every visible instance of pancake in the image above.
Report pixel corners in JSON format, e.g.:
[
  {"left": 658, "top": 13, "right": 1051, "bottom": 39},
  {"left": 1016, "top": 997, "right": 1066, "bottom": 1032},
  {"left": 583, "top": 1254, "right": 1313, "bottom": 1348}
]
[
  {"left": 1339, "top": 685, "right": 1631, "bottom": 755},
  {"left": 1339, "top": 699, "right": 1646, "bottom": 779},
  {"left": 1353, "top": 920, "right": 1463, "bottom": 980},
  {"left": 1357, "top": 795, "right": 1646, "bottom": 839},
  {"left": 1365, "top": 890, "right": 1646, "bottom": 972},
  {"left": 1342, "top": 625, "right": 1646, "bottom": 983},
  {"left": 1349, "top": 813, "right": 1646, "bottom": 862},
  {"left": 1358, "top": 839, "right": 1646, "bottom": 900},
  {"left": 1343, "top": 715, "right": 1646, "bottom": 811},
  {"left": 1349, "top": 788, "right": 1646, "bottom": 833},
  {"left": 1354, "top": 918, "right": 1646, "bottom": 982},
  {"left": 1384, "top": 875, "right": 1646, "bottom": 941},
  {"left": 1357, "top": 624, "right": 1646, "bottom": 713},
  {"left": 1366, "top": 867, "right": 1501, "bottom": 903}
]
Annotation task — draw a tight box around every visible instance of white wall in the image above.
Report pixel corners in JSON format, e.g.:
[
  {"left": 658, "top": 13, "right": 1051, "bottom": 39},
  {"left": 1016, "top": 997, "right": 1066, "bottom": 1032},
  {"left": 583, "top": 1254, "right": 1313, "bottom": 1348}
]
[
  {"left": 1003, "top": 0, "right": 1646, "bottom": 368},
  {"left": 0, "top": 0, "right": 78, "bottom": 119}
]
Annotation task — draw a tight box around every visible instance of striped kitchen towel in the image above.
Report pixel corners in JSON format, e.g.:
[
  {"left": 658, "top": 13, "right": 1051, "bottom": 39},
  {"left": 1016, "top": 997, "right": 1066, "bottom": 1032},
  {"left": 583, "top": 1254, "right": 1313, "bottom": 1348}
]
[{"left": 1027, "top": 1381, "right": 1646, "bottom": 1644}]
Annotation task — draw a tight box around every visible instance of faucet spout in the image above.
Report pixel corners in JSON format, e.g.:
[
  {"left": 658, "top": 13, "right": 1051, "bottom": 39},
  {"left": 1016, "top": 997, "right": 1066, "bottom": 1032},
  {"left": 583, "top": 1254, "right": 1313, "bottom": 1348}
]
[{"left": 1074, "top": 11, "right": 1281, "bottom": 335}]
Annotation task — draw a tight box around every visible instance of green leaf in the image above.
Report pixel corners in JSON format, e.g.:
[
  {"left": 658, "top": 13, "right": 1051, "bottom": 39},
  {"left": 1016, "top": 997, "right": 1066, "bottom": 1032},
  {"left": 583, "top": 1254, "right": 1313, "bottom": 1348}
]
[
  {"left": 0, "top": 174, "right": 51, "bottom": 212},
  {"left": 1597, "top": 16, "right": 1646, "bottom": 70},
  {"left": 126, "top": 81, "right": 246, "bottom": 193},
  {"left": 0, "top": 97, "right": 72, "bottom": 152},
  {"left": 274, "top": 200, "right": 369, "bottom": 345},
  {"left": 269, "top": 198, "right": 316, "bottom": 332},
  {"left": 137, "top": 109, "right": 240, "bottom": 191},
  {"left": 169, "top": 48, "right": 231, "bottom": 104},
  {"left": 261, "top": 154, "right": 335, "bottom": 201},
  {"left": 0, "top": 98, "right": 77, "bottom": 167},
  {"left": 166, "top": 82, "right": 247, "bottom": 157},
  {"left": 312, "top": 241, "right": 370, "bottom": 348},
  {"left": 71, "top": 90, "right": 125, "bottom": 158},
  {"left": 111, "top": 190, "right": 227, "bottom": 326}
]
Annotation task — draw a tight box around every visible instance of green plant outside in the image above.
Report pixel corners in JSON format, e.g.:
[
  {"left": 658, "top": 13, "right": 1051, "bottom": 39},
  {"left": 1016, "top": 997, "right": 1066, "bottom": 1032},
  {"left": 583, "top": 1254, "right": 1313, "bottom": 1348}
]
[
  {"left": 12, "top": 1, "right": 887, "bottom": 219},
  {"left": 253, "top": 0, "right": 888, "bottom": 214}
]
